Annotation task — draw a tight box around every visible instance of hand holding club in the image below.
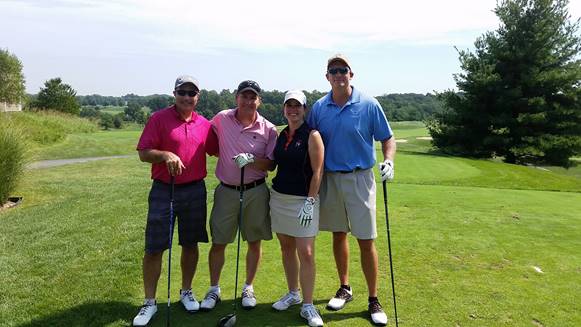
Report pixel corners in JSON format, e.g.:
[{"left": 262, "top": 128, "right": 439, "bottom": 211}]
[
  {"left": 233, "top": 153, "right": 255, "bottom": 168},
  {"left": 378, "top": 159, "right": 394, "bottom": 182},
  {"left": 164, "top": 152, "right": 185, "bottom": 176}
]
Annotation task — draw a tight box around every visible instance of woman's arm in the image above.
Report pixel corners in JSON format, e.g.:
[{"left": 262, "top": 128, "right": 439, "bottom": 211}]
[{"left": 307, "top": 130, "right": 324, "bottom": 198}]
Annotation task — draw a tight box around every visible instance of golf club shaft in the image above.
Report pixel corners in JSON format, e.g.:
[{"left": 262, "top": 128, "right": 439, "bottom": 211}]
[
  {"left": 382, "top": 180, "right": 399, "bottom": 327},
  {"left": 167, "top": 176, "right": 175, "bottom": 327},
  {"left": 233, "top": 167, "right": 245, "bottom": 311}
]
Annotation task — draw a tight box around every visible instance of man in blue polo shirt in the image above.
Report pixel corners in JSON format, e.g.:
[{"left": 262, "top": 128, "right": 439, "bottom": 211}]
[{"left": 307, "top": 54, "right": 396, "bottom": 326}]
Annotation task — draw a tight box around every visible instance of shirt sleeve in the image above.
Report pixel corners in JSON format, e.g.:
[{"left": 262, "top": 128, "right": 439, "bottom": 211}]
[
  {"left": 371, "top": 101, "right": 392, "bottom": 141},
  {"left": 205, "top": 127, "right": 219, "bottom": 156},
  {"left": 136, "top": 114, "right": 160, "bottom": 150},
  {"left": 306, "top": 104, "right": 318, "bottom": 129},
  {"left": 265, "top": 126, "right": 278, "bottom": 160}
]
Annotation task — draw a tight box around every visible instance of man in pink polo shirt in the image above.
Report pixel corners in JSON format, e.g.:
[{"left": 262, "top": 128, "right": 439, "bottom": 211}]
[
  {"left": 132, "top": 75, "right": 218, "bottom": 326},
  {"left": 200, "top": 80, "right": 278, "bottom": 311}
]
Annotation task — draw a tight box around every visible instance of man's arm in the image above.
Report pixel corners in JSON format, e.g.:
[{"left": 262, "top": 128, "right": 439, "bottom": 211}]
[
  {"left": 381, "top": 136, "right": 396, "bottom": 162},
  {"left": 250, "top": 158, "right": 275, "bottom": 172},
  {"left": 138, "top": 149, "right": 185, "bottom": 176}
]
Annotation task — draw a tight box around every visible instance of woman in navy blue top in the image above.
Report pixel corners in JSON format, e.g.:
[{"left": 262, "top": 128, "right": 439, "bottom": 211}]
[{"left": 269, "top": 90, "right": 325, "bottom": 326}]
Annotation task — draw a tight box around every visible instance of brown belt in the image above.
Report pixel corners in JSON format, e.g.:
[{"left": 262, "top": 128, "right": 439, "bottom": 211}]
[{"left": 221, "top": 178, "right": 265, "bottom": 191}]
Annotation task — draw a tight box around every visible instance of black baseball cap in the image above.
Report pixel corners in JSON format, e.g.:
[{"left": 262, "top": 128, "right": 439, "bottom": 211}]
[{"left": 236, "top": 80, "right": 261, "bottom": 95}]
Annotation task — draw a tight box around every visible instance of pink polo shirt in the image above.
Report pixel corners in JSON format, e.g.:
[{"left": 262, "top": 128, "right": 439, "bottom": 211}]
[
  {"left": 212, "top": 108, "right": 277, "bottom": 185},
  {"left": 137, "top": 105, "right": 218, "bottom": 184}
]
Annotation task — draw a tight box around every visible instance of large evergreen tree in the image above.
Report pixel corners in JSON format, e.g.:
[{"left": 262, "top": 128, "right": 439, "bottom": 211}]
[
  {"left": 428, "top": 0, "right": 581, "bottom": 166},
  {"left": 34, "top": 78, "right": 81, "bottom": 115}
]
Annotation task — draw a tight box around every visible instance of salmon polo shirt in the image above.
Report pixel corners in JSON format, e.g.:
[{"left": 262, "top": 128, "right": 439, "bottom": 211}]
[
  {"left": 137, "top": 105, "right": 218, "bottom": 184},
  {"left": 212, "top": 108, "right": 277, "bottom": 185}
]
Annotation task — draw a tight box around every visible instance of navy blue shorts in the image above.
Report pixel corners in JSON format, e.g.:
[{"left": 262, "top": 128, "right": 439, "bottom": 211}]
[{"left": 145, "top": 179, "right": 209, "bottom": 254}]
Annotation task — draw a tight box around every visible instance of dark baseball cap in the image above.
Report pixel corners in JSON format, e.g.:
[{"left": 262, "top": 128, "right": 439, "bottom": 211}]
[{"left": 236, "top": 80, "right": 261, "bottom": 95}]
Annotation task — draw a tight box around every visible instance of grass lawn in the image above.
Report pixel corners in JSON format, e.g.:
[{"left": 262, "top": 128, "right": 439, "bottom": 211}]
[{"left": 1, "top": 123, "right": 579, "bottom": 326}]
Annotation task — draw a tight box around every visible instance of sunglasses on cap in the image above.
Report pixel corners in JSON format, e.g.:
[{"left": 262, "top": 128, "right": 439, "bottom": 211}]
[
  {"left": 327, "top": 67, "right": 350, "bottom": 75},
  {"left": 176, "top": 90, "right": 199, "bottom": 97}
]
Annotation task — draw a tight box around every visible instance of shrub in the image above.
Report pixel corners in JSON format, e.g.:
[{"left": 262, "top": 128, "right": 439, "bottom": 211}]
[{"left": 0, "top": 117, "right": 28, "bottom": 205}]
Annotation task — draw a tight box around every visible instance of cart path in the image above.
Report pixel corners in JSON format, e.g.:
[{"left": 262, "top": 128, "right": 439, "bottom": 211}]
[{"left": 27, "top": 155, "right": 133, "bottom": 169}]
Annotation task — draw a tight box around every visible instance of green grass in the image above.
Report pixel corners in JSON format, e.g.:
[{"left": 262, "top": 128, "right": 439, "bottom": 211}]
[
  {"left": 98, "top": 106, "right": 126, "bottom": 115},
  {"left": 1, "top": 122, "right": 580, "bottom": 326},
  {"left": 3, "top": 111, "right": 97, "bottom": 147},
  {"left": 33, "top": 130, "right": 141, "bottom": 160}
]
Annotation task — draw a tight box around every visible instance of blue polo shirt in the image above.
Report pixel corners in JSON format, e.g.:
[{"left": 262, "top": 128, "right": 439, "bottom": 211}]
[{"left": 307, "top": 86, "right": 392, "bottom": 172}]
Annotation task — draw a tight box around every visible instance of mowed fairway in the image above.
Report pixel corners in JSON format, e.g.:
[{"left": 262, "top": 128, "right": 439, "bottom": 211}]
[{"left": 0, "top": 123, "right": 580, "bottom": 326}]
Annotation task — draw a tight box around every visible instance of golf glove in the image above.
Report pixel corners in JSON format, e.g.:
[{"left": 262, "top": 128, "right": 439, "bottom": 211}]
[
  {"left": 233, "top": 153, "right": 255, "bottom": 168},
  {"left": 298, "top": 196, "right": 316, "bottom": 227},
  {"left": 379, "top": 159, "right": 395, "bottom": 181}
]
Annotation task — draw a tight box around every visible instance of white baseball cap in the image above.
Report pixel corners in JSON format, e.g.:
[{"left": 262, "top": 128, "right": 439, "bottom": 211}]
[{"left": 284, "top": 90, "right": 307, "bottom": 106}]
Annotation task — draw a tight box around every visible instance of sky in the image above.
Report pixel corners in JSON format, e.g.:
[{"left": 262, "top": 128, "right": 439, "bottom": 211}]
[{"left": 1, "top": 0, "right": 580, "bottom": 97}]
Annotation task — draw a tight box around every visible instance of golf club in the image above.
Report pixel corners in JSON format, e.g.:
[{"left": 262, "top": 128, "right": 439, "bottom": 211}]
[
  {"left": 217, "top": 166, "right": 245, "bottom": 327},
  {"left": 167, "top": 176, "right": 175, "bottom": 327},
  {"left": 382, "top": 180, "right": 399, "bottom": 327}
]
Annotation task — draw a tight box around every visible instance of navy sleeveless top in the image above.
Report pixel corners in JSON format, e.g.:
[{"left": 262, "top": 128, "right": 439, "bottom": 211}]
[{"left": 272, "top": 123, "right": 313, "bottom": 197}]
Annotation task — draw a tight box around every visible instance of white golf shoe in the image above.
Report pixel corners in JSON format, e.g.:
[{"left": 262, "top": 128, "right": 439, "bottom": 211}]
[
  {"left": 272, "top": 291, "right": 302, "bottom": 311},
  {"left": 132, "top": 302, "right": 157, "bottom": 326},
  {"left": 200, "top": 288, "right": 221, "bottom": 311},
  {"left": 180, "top": 289, "right": 200, "bottom": 312},
  {"left": 300, "top": 304, "right": 324, "bottom": 327},
  {"left": 241, "top": 287, "right": 257, "bottom": 309},
  {"left": 369, "top": 300, "right": 388, "bottom": 326},
  {"left": 326, "top": 286, "right": 353, "bottom": 310}
]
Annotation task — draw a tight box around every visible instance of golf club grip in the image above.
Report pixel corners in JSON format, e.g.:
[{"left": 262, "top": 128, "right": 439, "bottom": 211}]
[{"left": 383, "top": 180, "right": 399, "bottom": 327}]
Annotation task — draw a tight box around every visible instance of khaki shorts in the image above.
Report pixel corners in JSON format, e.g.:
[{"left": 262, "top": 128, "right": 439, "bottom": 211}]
[
  {"left": 210, "top": 183, "right": 272, "bottom": 244},
  {"left": 319, "top": 169, "right": 377, "bottom": 239}
]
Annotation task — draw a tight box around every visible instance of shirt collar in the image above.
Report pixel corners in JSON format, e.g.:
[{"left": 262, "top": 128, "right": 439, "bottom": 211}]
[
  {"left": 323, "top": 86, "right": 361, "bottom": 107},
  {"left": 229, "top": 108, "right": 265, "bottom": 128},
  {"left": 171, "top": 105, "right": 198, "bottom": 123}
]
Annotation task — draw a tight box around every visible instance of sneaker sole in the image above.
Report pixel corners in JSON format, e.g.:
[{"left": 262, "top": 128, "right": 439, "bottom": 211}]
[
  {"left": 272, "top": 300, "right": 302, "bottom": 311},
  {"left": 199, "top": 299, "right": 220, "bottom": 312},
  {"left": 241, "top": 304, "right": 256, "bottom": 310},
  {"left": 326, "top": 297, "right": 353, "bottom": 311}
]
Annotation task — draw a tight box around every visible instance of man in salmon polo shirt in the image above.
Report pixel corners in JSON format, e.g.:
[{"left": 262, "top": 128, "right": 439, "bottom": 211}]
[
  {"left": 200, "top": 80, "right": 278, "bottom": 311},
  {"left": 132, "top": 75, "right": 218, "bottom": 327}
]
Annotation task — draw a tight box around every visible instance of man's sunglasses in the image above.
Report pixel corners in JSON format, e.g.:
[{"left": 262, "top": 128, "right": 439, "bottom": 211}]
[
  {"left": 176, "top": 90, "right": 198, "bottom": 97},
  {"left": 328, "top": 67, "right": 350, "bottom": 75}
]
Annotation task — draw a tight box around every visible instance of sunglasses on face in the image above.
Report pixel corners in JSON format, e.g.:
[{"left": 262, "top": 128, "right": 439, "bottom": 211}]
[
  {"left": 176, "top": 90, "right": 198, "bottom": 97},
  {"left": 327, "top": 67, "right": 350, "bottom": 75}
]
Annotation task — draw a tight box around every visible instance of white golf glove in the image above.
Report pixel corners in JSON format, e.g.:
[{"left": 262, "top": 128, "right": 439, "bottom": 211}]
[
  {"left": 298, "top": 197, "right": 316, "bottom": 227},
  {"left": 233, "top": 153, "right": 255, "bottom": 168},
  {"left": 378, "top": 159, "right": 394, "bottom": 182}
]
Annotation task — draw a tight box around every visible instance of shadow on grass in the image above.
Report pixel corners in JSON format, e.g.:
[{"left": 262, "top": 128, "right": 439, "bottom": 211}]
[
  {"left": 16, "top": 301, "right": 135, "bottom": 327},
  {"left": 15, "top": 299, "right": 371, "bottom": 327}
]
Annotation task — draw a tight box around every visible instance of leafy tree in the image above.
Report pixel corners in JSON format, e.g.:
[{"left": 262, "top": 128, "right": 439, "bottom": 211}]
[
  {"left": 146, "top": 95, "right": 173, "bottom": 112},
  {"left": 99, "top": 112, "right": 114, "bottom": 130},
  {"left": 124, "top": 101, "right": 145, "bottom": 123},
  {"left": 0, "top": 49, "right": 26, "bottom": 104},
  {"left": 80, "top": 106, "right": 100, "bottom": 119},
  {"left": 113, "top": 113, "right": 124, "bottom": 129},
  {"left": 428, "top": 0, "right": 581, "bottom": 166},
  {"left": 34, "top": 78, "right": 81, "bottom": 115}
]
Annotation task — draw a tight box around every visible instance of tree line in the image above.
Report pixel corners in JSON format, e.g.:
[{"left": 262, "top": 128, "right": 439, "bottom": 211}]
[{"left": 75, "top": 90, "right": 443, "bottom": 126}]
